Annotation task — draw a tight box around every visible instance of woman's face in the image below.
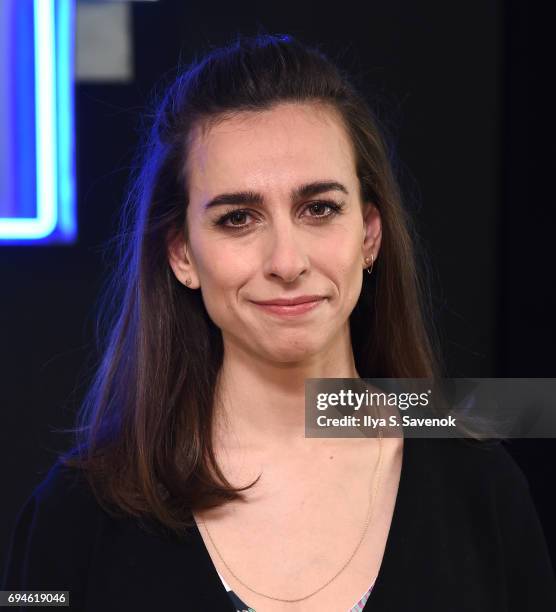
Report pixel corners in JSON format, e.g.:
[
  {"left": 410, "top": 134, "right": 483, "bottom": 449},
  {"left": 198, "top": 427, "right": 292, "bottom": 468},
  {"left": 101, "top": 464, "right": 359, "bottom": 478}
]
[{"left": 168, "top": 102, "right": 381, "bottom": 364}]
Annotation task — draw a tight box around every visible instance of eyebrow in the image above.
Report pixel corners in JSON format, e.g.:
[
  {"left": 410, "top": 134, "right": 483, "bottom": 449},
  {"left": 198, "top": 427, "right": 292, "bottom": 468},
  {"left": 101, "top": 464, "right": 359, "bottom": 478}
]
[{"left": 202, "top": 180, "right": 349, "bottom": 210}]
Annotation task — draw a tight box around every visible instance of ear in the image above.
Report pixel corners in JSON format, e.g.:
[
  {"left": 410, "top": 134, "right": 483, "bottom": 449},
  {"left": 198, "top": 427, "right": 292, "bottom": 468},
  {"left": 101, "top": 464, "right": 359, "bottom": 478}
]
[
  {"left": 166, "top": 229, "right": 199, "bottom": 289},
  {"left": 361, "top": 202, "right": 382, "bottom": 262}
]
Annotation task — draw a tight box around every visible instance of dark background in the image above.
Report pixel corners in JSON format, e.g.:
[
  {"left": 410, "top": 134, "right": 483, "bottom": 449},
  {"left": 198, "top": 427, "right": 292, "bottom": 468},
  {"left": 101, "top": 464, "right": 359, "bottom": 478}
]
[{"left": 2, "top": 0, "right": 555, "bottom": 579}]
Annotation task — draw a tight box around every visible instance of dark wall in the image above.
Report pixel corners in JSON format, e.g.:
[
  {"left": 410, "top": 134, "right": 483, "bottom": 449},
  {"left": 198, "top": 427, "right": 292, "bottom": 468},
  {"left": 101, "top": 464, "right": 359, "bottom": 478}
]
[
  {"left": 2, "top": 0, "right": 554, "bottom": 579},
  {"left": 497, "top": 0, "right": 556, "bottom": 576}
]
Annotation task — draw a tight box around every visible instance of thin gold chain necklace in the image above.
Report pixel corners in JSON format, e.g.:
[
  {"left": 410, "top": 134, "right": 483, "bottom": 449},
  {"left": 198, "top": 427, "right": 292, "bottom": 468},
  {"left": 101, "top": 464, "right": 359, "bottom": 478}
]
[{"left": 195, "top": 430, "right": 384, "bottom": 604}]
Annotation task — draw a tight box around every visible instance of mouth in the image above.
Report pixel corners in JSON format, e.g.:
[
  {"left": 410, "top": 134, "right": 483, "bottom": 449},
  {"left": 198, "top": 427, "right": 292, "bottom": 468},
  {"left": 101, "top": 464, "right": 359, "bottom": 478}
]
[{"left": 250, "top": 297, "right": 327, "bottom": 317}]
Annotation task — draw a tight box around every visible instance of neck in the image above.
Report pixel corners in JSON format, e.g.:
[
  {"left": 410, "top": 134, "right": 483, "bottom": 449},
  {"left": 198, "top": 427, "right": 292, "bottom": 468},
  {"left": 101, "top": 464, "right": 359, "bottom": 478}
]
[{"left": 212, "top": 330, "right": 359, "bottom": 454}]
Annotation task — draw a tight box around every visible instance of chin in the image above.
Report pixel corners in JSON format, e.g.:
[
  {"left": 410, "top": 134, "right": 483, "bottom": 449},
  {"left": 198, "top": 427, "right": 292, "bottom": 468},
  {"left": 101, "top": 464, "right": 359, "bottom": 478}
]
[{"left": 265, "top": 339, "right": 325, "bottom": 364}]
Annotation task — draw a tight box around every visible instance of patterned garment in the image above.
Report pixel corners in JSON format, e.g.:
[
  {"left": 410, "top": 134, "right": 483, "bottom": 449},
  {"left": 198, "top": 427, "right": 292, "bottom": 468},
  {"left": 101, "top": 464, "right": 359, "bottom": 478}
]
[{"left": 217, "top": 571, "right": 374, "bottom": 612}]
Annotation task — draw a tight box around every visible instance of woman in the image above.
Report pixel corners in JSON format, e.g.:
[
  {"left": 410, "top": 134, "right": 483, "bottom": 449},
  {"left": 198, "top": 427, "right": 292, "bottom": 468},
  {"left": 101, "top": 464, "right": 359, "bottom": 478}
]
[{"left": 3, "top": 35, "right": 555, "bottom": 611}]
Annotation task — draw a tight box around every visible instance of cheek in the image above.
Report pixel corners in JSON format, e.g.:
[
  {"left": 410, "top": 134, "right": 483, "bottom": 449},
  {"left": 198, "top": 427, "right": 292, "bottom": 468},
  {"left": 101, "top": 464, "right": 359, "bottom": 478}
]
[
  {"left": 191, "top": 239, "right": 252, "bottom": 318},
  {"left": 191, "top": 229, "right": 251, "bottom": 283},
  {"left": 324, "top": 234, "right": 363, "bottom": 295},
  {"left": 338, "top": 260, "right": 364, "bottom": 307}
]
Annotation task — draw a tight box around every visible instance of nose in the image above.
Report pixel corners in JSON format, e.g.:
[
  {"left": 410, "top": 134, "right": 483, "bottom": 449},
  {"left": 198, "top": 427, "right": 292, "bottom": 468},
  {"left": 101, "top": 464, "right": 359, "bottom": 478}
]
[{"left": 263, "top": 219, "right": 309, "bottom": 283}]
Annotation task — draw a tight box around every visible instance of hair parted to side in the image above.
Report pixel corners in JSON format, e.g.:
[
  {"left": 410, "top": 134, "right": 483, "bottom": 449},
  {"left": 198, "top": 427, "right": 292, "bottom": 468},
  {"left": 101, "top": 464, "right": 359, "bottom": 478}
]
[{"left": 59, "top": 33, "right": 443, "bottom": 539}]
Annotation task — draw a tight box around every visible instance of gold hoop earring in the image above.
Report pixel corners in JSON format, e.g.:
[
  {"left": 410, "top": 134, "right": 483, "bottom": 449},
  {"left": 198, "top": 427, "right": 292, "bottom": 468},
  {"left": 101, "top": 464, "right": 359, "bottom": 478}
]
[{"left": 364, "top": 254, "right": 374, "bottom": 275}]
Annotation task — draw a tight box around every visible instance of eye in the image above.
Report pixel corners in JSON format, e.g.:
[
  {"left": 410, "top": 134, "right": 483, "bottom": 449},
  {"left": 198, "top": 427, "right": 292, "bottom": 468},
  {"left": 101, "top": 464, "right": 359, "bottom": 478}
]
[
  {"left": 213, "top": 200, "right": 345, "bottom": 232},
  {"left": 220, "top": 210, "right": 252, "bottom": 228},
  {"left": 305, "top": 201, "right": 344, "bottom": 219}
]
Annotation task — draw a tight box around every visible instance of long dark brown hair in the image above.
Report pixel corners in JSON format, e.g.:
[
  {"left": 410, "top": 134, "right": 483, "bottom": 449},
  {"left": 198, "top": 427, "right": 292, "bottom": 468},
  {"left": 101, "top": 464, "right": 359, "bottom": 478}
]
[{"left": 60, "top": 34, "right": 443, "bottom": 538}]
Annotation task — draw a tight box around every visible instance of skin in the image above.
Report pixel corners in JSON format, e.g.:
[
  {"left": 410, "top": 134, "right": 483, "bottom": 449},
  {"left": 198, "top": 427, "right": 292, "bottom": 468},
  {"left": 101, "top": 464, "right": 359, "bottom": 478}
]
[{"left": 167, "top": 101, "right": 382, "bottom": 457}]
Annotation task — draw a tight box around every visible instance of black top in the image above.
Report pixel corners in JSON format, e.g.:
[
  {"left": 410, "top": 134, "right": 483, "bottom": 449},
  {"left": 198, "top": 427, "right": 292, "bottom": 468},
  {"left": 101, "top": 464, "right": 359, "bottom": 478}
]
[{"left": 3, "top": 438, "right": 556, "bottom": 611}]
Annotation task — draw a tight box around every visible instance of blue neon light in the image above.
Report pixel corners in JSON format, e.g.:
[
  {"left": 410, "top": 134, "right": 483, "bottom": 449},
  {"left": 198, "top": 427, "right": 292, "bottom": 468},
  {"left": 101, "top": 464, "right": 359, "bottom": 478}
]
[
  {"left": 56, "top": 0, "right": 76, "bottom": 238},
  {"left": 0, "top": 0, "right": 76, "bottom": 244}
]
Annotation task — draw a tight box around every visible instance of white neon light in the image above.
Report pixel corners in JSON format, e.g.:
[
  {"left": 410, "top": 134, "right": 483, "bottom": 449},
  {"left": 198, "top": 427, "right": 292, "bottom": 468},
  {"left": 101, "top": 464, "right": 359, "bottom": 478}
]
[{"left": 0, "top": 0, "right": 58, "bottom": 239}]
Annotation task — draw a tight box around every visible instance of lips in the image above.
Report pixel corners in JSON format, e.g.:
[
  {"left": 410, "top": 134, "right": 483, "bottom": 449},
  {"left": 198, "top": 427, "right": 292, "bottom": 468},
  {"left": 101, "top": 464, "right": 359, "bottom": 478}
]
[
  {"left": 250, "top": 296, "right": 326, "bottom": 317},
  {"left": 251, "top": 295, "right": 325, "bottom": 306}
]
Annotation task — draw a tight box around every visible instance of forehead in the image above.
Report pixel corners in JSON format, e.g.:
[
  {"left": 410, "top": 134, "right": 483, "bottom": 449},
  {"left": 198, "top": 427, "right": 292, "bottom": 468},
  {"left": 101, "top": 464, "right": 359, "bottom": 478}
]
[{"left": 185, "top": 102, "right": 357, "bottom": 198}]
